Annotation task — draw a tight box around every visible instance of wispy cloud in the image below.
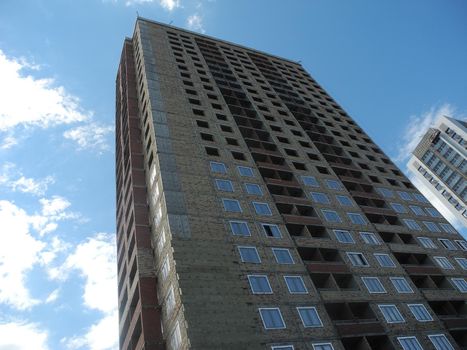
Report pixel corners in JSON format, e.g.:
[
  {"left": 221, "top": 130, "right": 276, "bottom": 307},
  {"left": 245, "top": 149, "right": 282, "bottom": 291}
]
[
  {"left": 0, "top": 163, "right": 55, "bottom": 196},
  {"left": 57, "top": 233, "right": 118, "bottom": 350},
  {"left": 395, "top": 103, "right": 454, "bottom": 163},
  {"left": 124, "top": 0, "right": 180, "bottom": 11},
  {"left": 0, "top": 321, "right": 49, "bottom": 350},
  {"left": 0, "top": 50, "right": 90, "bottom": 132},
  {"left": 63, "top": 122, "right": 113, "bottom": 152},
  {"left": 186, "top": 13, "right": 205, "bottom": 33}
]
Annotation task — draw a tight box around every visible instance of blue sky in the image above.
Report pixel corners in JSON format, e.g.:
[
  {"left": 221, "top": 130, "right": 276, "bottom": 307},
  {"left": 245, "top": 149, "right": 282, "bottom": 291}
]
[{"left": 0, "top": 1, "right": 466, "bottom": 349}]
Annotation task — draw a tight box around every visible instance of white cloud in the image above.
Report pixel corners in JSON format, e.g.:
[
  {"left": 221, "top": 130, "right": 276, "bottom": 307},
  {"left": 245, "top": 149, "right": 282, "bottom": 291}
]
[
  {"left": 45, "top": 288, "right": 60, "bottom": 304},
  {"left": 0, "top": 163, "right": 54, "bottom": 196},
  {"left": 0, "top": 133, "right": 18, "bottom": 149},
  {"left": 63, "top": 122, "right": 113, "bottom": 152},
  {"left": 125, "top": 0, "right": 180, "bottom": 11},
  {"left": 58, "top": 233, "right": 118, "bottom": 350},
  {"left": 0, "top": 50, "right": 90, "bottom": 132},
  {"left": 395, "top": 103, "right": 454, "bottom": 162},
  {"left": 187, "top": 13, "right": 205, "bottom": 33},
  {"left": 0, "top": 321, "right": 49, "bottom": 350},
  {"left": 0, "top": 201, "right": 45, "bottom": 309}
]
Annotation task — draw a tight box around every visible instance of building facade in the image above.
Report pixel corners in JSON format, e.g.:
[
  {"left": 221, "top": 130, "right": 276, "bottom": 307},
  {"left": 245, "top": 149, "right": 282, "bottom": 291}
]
[
  {"left": 408, "top": 116, "right": 467, "bottom": 227},
  {"left": 115, "top": 18, "right": 467, "bottom": 350}
]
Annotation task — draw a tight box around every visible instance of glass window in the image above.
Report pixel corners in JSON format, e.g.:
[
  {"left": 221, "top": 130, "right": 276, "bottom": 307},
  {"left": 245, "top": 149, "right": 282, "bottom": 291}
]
[
  {"left": 336, "top": 195, "right": 353, "bottom": 206},
  {"left": 223, "top": 199, "right": 242, "bottom": 212},
  {"left": 374, "top": 253, "right": 396, "bottom": 267},
  {"left": 301, "top": 175, "right": 319, "bottom": 187},
  {"left": 398, "top": 336, "right": 423, "bottom": 350},
  {"left": 272, "top": 346, "right": 294, "bottom": 350},
  {"left": 312, "top": 344, "right": 334, "bottom": 350},
  {"left": 390, "top": 203, "right": 407, "bottom": 213},
  {"left": 390, "top": 277, "right": 413, "bottom": 293},
  {"left": 439, "top": 239, "right": 457, "bottom": 250},
  {"left": 426, "top": 207, "right": 442, "bottom": 217},
  {"left": 424, "top": 221, "right": 441, "bottom": 232},
  {"left": 248, "top": 275, "right": 273, "bottom": 294},
  {"left": 434, "top": 256, "right": 454, "bottom": 270},
  {"left": 360, "top": 232, "right": 380, "bottom": 245},
  {"left": 418, "top": 237, "right": 437, "bottom": 249},
  {"left": 237, "top": 166, "right": 254, "bottom": 177},
  {"left": 210, "top": 161, "right": 227, "bottom": 173},
  {"left": 378, "top": 304, "right": 405, "bottom": 323},
  {"left": 428, "top": 334, "right": 455, "bottom": 350},
  {"left": 334, "top": 230, "right": 354, "bottom": 244},
  {"left": 377, "top": 187, "right": 394, "bottom": 198},
  {"left": 272, "top": 248, "right": 294, "bottom": 264},
  {"left": 451, "top": 278, "right": 467, "bottom": 292},
  {"left": 238, "top": 246, "right": 260, "bottom": 263},
  {"left": 245, "top": 183, "right": 262, "bottom": 195},
  {"left": 261, "top": 223, "right": 282, "bottom": 238},
  {"left": 362, "top": 277, "right": 386, "bottom": 293},
  {"left": 456, "top": 240, "right": 467, "bottom": 250},
  {"left": 215, "top": 179, "right": 234, "bottom": 192},
  {"left": 253, "top": 202, "right": 272, "bottom": 215},
  {"left": 398, "top": 191, "right": 413, "bottom": 201},
  {"left": 321, "top": 210, "right": 342, "bottom": 223},
  {"left": 297, "top": 307, "right": 323, "bottom": 328},
  {"left": 414, "top": 193, "right": 429, "bottom": 203},
  {"left": 347, "top": 252, "right": 369, "bottom": 267},
  {"left": 409, "top": 205, "right": 425, "bottom": 216},
  {"left": 404, "top": 219, "right": 422, "bottom": 231},
  {"left": 229, "top": 221, "right": 250, "bottom": 236},
  {"left": 408, "top": 304, "right": 433, "bottom": 322},
  {"left": 311, "top": 192, "right": 330, "bottom": 204},
  {"left": 455, "top": 257, "right": 467, "bottom": 270},
  {"left": 440, "top": 223, "right": 457, "bottom": 234},
  {"left": 284, "top": 276, "right": 308, "bottom": 294},
  {"left": 325, "top": 179, "right": 342, "bottom": 190},
  {"left": 348, "top": 213, "right": 367, "bottom": 225},
  {"left": 259, "top": 308, "right": 286, "bottom": 329}
]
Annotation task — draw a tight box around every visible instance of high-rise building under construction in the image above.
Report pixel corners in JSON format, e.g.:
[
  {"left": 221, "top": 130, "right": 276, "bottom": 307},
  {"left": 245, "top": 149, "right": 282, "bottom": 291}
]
[{"left": 115, "top": 18, "right": 467, "bottom": 350}]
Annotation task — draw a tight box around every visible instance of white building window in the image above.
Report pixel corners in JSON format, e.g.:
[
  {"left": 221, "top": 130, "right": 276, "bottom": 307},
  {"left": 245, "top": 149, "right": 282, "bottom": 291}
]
[
  {"left": 312, "top": 344, "right": 334, "bottom": 350},
  {"left": 222, "top": 199, "right": 242, "bottom": 212},
  {"left": 378, "top": 304, "right": 405, "bottom": 323},
  {"left": 408, "top": 304, "right": 433, "bottom": 322},
  {"left": 455, "top": 257, "right": 467, "bottom": 270},
  {"left": 439, "top": 238, "right": 457, "bottom": 250},
  {"left": 360, "top": 232, "right": 380, "bottom": 245},
  {"left": 434, "top": 256, "right": 454, "bottom": 270},
  {"left": 424, "top": 221, "right": 441, "bottom": 232},
  {"left": 321, "top": 210, "right": 342, "bottom": 223},
  {"left": 229, "top": 221, "right": 250, "bottom": 236},
  {"left": 397, "top": 336, "right": 423, "bottom": 350},
  {"left": 418, "top": 237, "right": 437, "bottom": 249},
  {"left": 238, "top": 246, "right": 261, "bottom": 263},
  {"left": 259, "top": 308, "right": 286, "bottom": 329},
  {"left": 271, "top": 346, "right": 294, "bottom": 350},
  {"left": 284, "top": 276, "right": 308, "bottom": 294},
  {"left": 253, "top": 202, "right": 272, "bottom": 215},
  {"left": 426, "top": 207, "right": 442, "bottom": 217},
  {"left": 451, "top": 278, "right": 467, "bottom": 292},
  {"left": 348, "top": 213, "right": 366, "bottom": 225},
  {"left": 374, "top": 253, "right": 396, "bottom": 267},
  {"left": 361, "top": 277, "right": 386, "bottom": 293},
  {"left": 390, "top": 203, "right": 407, "bottom": 213},
  {"left": 409, "top": 205, "right": 425, "bottom": 216},
  {"left": 237, "top": 166, "right": 254, "bottom": 177},
  {"left": 245, "top": 183, "right": 262, "bottom": 195},
  {"left": 210, "top": 161, "right": 227, "bottom": 173},
  {"left": 398, "top": 191, "right": 413, "bottom": 201},
  {"left": 440, "top": 223, "right": 457, "bottom": 234},
  {"left": 261, "top": 223, "right": 282, "bottom": 238},
  {"left": 404, "top": 219, "right": 421, "bottom": 230},
  {"left": 334, "top": 230, "right": 354, "bottom": 244},
  {"left": 301, "top": 175, "right": 319, "bottom": 187},
  {"left": 215, "top": 179, "right": 234, "bottom": 192},
  {"left": 347, "top": 252, "right": 369, "bottom": 267},
  {"left": 297, "top": 307, "right": 323, "bottom": 328},
  {"left": 390, "top": 277, "right": 413, "bottom": 293},
  {"left": 248, "top": 275, "right": 273, "bottom": 294},
  {"left": 311, "top": 192, "right": 330, "bottom": 204},
  {"left": 428, "top": 334, "right": 454, "bottom": 350},
  {"left": 456, "top": 240, "right": 467, "bottom": 250},
  {"left": 272, "top": 248, "right": 294, "bottom": 264}
]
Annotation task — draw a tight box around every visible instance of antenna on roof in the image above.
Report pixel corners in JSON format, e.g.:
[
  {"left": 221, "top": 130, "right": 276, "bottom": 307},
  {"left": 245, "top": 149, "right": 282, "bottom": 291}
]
[
  {"left": 136, "top": 11, "right": 140, "bottom": 18},
  {"left": 169, "top": 20, "right": 174, "bottom": 25}
]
